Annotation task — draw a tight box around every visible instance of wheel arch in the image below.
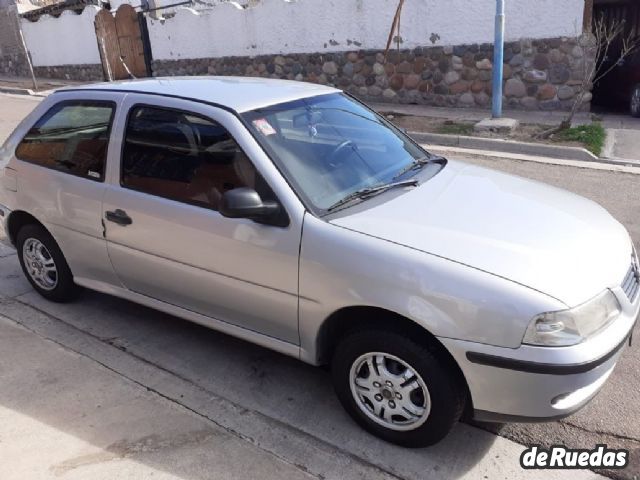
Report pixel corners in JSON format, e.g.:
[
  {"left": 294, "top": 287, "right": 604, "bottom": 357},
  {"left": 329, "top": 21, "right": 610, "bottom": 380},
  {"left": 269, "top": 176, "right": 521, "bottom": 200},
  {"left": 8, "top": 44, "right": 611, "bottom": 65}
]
[
  {"left": 6, "top": 210, "right": 47, "bottom": 246},
  {"left": 315, "top": 305, "right": 472, "bottom": 411}
]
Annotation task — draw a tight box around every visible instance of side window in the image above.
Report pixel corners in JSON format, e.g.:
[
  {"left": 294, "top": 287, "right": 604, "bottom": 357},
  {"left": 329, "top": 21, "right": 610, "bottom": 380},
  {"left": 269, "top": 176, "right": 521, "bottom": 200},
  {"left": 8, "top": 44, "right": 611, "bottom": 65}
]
[
  {"left": 15, "top": 101, "right": 114, "bottom": 181},
  {"left": 121, "top": 106, "right": 262, "bottom": 211}
]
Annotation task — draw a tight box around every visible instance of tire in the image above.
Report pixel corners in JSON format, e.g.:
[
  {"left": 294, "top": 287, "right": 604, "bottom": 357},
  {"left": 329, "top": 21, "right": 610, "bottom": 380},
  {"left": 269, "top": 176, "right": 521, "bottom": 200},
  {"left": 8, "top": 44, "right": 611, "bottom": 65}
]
[
  {"left": 631, "top": 84, "right": 640, "bottom": 118},
  {"left": 331, "top": 329, "right": 465, "bottom": 448},
  {"left": 16, "top": 224, "right": 80, "bottom": 302}
]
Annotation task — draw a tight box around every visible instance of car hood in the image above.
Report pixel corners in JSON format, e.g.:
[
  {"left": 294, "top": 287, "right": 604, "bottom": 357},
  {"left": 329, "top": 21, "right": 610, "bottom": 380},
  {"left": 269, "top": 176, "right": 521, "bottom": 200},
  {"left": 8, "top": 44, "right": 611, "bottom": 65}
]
[{"left": 330, "top": 160, "right": 632, "bottom": 307}]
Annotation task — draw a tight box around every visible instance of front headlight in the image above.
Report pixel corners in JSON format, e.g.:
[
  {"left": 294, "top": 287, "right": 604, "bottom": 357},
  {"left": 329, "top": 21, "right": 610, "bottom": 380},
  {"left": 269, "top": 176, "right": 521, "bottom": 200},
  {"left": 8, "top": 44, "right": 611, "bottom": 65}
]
[{"left": 523, "top": 290, "right": 621, "bottom": 346}]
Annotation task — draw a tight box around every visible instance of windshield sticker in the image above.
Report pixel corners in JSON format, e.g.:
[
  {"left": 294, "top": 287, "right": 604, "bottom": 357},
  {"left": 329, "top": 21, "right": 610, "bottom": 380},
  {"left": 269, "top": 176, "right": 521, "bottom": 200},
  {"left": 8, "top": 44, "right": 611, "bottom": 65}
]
[{"left": 252, "top": 118, "right": 276, "bottom": 136}]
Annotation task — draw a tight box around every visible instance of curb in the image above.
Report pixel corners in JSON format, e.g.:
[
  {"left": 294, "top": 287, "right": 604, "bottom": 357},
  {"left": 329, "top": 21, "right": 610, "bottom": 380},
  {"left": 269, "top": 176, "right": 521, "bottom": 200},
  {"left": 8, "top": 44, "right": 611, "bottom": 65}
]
[
  {"left": 0, "top": 86, "right": 35, "bottom": 96},
  {"left": 0, "top": 86, "right": 50, "bottom": 97},
  {"left": 601, "top": 128, "right": 616, "bottom": 160},
  {"left": 409, "top": 131, "right": 599, "bottom": 163}
]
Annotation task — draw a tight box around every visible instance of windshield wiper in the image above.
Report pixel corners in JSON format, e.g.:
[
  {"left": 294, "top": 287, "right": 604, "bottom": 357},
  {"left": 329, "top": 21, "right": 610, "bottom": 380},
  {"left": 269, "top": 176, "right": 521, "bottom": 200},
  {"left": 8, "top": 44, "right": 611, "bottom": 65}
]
[
  {"left": 392, "top": 156, "right": 444, "bottom": 180},
  {"left": 326, "top": 179, "right": 419, "bottom": 212}
]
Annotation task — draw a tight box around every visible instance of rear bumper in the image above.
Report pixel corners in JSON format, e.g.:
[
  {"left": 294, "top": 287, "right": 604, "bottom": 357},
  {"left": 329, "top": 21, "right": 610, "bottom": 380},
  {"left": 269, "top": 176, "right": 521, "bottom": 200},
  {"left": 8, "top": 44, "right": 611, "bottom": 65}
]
[
  {"left": 0, "top": 203, "right": 10, "bottom": 242},
  {"left": 441, "top": 289, "right": 639, "bottom": 422}
]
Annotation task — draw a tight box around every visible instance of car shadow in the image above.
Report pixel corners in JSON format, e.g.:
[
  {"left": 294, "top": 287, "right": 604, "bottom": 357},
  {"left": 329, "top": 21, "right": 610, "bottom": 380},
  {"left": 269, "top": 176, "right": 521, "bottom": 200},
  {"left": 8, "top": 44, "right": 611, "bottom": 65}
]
[{"left": 0, "top": 256, "right": 502, "bottom": 479}]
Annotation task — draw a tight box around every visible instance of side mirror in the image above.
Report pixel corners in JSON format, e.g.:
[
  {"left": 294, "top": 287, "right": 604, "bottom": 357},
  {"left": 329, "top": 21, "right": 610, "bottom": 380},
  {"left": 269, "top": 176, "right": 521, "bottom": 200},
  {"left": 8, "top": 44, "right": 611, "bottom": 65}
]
[{"left": 220, "top": 187, "right": 282, "bottom": 222}]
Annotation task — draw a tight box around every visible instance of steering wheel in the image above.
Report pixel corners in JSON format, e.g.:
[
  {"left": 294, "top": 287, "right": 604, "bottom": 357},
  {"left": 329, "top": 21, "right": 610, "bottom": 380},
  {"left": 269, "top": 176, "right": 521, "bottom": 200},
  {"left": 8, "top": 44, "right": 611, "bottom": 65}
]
[{"left": 328, "top": 140, "right": 357, "bottom": 166}]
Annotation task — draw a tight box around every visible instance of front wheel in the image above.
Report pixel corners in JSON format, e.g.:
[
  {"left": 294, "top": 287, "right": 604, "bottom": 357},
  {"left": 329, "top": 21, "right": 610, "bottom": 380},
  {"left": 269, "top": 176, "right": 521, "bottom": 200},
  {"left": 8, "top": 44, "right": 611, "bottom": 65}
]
[
  {"left": 631, "top": 84, "right": 640, "bottom": 118},
  {"left": 331, "top": 329, "right": 465, "bottom": 447}
]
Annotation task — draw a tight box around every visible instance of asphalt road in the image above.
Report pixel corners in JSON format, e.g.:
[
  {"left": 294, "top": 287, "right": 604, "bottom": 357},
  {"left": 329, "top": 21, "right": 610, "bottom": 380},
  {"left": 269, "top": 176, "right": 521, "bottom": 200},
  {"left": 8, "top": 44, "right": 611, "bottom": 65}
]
[{"left": 0, "top": 93, "right": 638, "bottom": 479}]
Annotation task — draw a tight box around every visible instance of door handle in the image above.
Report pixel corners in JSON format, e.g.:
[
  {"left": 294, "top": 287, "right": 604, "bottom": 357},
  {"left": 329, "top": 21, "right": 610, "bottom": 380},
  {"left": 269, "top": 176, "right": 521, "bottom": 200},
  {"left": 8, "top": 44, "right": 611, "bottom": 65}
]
[{"left": 105, "top": 209, "right": 132, "bottom": 226}]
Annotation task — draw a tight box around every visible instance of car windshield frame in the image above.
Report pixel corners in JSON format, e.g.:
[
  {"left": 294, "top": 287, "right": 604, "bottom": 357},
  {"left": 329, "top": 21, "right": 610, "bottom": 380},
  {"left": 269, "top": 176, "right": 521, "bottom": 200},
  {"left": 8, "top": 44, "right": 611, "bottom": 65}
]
[{"left": 240, "top": 92, "right": 444, "bottom": 217}]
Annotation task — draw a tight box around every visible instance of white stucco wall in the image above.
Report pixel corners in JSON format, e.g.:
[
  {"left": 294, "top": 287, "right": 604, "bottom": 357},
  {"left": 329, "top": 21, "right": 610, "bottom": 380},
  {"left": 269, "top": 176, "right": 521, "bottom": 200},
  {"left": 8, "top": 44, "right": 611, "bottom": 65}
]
[
  {"left": 147, "top": 0, "right": 585, "bottom": 61},
  {"left": 21, "top": 6, "right": 101, "bottom": 66}
]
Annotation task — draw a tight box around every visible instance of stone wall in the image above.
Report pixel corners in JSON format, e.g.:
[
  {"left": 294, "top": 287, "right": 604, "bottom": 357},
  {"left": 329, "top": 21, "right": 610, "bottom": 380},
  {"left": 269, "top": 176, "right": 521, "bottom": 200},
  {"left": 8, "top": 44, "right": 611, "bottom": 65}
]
[
  {"left": 152, "top": 36, "right": 592, "bottom": 112},
  {"left": 0, "top": 52, "right": 30, "bottom": 77}
]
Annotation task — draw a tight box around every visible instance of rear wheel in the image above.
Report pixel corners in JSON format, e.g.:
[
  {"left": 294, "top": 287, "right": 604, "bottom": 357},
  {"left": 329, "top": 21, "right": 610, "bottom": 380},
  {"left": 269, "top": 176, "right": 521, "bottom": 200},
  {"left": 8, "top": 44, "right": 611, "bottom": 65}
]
[
  {"left": 17, "top": 224, "right": 80, "bottom": 302},
  {"left": 331, "top": 329, "right": 465, "bottom": 447},
  {"left": 631, "top": 84, "right": 640, "bottom": 118}
]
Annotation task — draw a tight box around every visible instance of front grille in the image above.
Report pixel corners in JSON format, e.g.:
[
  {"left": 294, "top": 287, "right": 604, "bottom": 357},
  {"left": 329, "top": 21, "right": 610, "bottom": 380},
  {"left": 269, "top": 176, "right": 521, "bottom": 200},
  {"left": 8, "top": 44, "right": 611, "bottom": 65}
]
[{"left": 621, "top": 252, "right": 640, "bottom": 302}]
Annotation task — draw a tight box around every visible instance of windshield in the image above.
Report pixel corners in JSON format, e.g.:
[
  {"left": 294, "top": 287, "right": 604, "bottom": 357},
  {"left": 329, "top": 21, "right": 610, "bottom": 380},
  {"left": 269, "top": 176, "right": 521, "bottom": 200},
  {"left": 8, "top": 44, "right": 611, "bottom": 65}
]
[{"left": 241, "top": 93, "right": 433, "bottom": 212}]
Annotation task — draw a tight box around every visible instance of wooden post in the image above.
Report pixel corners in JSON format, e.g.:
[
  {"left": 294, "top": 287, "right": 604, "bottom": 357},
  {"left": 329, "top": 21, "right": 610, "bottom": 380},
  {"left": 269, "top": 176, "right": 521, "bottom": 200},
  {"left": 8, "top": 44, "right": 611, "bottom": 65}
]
[{"left": 97, "top": 35, "right": 113, "bottom": 81}]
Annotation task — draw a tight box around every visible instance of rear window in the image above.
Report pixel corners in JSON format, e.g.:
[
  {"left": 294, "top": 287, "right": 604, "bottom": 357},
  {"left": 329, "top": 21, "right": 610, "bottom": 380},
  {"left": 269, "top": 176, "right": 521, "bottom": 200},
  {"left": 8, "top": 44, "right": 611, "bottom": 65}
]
[{"left": 15, "top": 101, "right": 115, "bottom": 181}]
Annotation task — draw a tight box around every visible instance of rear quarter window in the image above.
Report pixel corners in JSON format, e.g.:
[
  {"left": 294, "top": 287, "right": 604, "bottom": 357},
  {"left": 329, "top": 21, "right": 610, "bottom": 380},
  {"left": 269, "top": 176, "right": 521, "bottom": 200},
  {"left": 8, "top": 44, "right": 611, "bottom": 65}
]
[{"left": 15, "top": 100, "right": 115, "bottom": 181}]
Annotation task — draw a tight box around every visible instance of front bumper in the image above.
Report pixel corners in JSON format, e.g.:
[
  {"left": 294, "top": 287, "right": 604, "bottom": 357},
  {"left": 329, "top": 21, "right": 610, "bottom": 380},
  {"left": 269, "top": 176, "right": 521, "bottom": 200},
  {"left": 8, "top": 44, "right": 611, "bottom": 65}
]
[{"left": 440, "top": 287, "right": 639, "bottom": 422}]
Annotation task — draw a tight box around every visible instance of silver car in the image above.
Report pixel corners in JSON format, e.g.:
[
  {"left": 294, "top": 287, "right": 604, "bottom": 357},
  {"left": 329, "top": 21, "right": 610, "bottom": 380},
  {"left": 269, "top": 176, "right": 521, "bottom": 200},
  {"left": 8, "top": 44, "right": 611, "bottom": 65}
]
[{"left": 0, "top": 78, "right": 638, "bottom": 447}]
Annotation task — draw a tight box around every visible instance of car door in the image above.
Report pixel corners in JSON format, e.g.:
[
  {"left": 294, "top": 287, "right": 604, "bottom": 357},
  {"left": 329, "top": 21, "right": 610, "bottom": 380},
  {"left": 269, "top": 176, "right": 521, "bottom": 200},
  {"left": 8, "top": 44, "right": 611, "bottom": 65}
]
[
  {"left": 102, "top": 94, "right": 304, "bottom": 345},
  {"left": 11, "top": 91, "right": 123, "bottom": 287}
]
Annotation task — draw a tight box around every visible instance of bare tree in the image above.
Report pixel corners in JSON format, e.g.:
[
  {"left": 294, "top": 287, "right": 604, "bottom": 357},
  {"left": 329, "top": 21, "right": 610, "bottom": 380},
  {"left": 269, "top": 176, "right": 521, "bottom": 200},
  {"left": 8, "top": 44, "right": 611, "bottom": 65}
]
[{"left": 537, "top": 15, "right": 640, "bottom": 138}]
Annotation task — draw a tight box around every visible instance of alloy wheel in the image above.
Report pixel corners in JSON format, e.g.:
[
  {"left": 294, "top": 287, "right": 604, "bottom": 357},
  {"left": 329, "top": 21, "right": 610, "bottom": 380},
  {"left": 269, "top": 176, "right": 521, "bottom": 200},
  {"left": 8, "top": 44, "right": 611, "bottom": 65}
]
[
  {"left": 349, "top": 352, "right": 431, "bottom": 431},
  {"left": 22, "top": 238, "right": 58, "bottom": 291}
]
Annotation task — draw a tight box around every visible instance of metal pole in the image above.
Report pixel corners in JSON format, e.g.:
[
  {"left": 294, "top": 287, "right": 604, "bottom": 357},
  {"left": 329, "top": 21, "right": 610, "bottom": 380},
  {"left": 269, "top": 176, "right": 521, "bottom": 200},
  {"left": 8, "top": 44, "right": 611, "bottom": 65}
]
[{"left": 491, "top": 0, "right": 505, "bottom": 118}]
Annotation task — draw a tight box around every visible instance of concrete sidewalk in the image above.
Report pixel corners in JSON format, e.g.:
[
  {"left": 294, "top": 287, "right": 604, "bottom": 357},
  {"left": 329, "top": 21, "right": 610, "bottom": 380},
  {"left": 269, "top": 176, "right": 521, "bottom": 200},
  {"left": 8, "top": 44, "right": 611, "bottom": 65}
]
[
  {"left": 0, "top": 316, "right": 319, "bottom": 480},
  {"left": 372, "top": 103, "right": 640, "bottom": 164},
  {"left": 368, "top": 101, "right": 640, "bottom": 130},
  {"left": 602, "top": 128, "right": 640, "bottom": 162},
  {"left": 0, "top": 76, "right": 86, "bottom": 97}
]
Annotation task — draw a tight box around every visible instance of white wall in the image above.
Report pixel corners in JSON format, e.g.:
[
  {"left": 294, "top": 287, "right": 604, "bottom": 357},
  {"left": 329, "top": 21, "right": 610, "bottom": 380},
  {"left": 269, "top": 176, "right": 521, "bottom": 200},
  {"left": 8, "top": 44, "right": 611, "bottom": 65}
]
[
  {"left": 21, "top": 6, "right": 101, "bottom": 66},
  {"left": 17, "top": 0, "right": 586, "bottom": 67},
  {"left": 148, "top": 0, "right": 585, "bottom": 61}
]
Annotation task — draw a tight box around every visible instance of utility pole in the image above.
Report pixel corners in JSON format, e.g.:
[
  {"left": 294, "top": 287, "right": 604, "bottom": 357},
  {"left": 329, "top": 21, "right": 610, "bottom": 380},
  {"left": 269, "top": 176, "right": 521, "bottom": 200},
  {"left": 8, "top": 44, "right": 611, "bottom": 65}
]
[
  {"left": 491, "top": 0, "right": 505, "bottom": 118},
  {"left": 475, "top": 0, "right": 517, "bottom": 133}
]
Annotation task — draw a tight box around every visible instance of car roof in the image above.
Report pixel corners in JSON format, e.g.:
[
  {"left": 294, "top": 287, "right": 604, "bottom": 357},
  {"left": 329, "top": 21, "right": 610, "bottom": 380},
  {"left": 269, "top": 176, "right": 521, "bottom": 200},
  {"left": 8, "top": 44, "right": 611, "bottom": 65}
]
[{"left": 59, "top": 76, "right": 340, "bottom": 113}]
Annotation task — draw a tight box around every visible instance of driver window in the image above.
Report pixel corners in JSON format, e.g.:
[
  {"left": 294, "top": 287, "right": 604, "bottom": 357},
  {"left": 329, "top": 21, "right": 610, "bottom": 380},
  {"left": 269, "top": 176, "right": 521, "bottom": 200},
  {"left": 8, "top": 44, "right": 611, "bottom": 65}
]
[{"left": 121, "top": 106, "right": 260, "bottom": 211}]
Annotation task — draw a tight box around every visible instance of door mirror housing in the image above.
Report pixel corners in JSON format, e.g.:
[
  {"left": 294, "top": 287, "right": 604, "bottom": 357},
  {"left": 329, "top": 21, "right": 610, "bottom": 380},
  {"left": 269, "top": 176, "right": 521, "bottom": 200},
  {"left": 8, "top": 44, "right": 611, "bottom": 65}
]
[{"left": 220, "top": 188, "right": 287, "bottom": 226}]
